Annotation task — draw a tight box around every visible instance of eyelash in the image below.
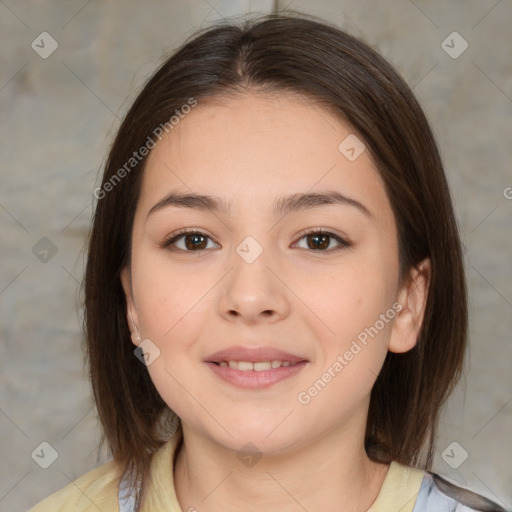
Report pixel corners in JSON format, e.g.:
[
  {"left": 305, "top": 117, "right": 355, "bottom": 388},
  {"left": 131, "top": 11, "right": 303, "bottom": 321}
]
[{"left": 160, "top": 228, "right": 352, "bottom": 254}]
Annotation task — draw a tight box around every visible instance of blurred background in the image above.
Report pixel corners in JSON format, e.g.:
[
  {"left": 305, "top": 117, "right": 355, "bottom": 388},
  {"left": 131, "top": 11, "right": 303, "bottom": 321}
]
[{"left": 1, "top": 0, "right": 511, "bottom": 510}]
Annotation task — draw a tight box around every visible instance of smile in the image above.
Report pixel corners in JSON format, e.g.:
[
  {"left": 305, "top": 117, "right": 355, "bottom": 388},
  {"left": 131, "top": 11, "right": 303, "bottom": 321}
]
[
  {"left": 205, "top": 360, "right": 308, "bottom": 389},
  {"left": 215, "top": 360, "right": 299, "bottom": 371}
]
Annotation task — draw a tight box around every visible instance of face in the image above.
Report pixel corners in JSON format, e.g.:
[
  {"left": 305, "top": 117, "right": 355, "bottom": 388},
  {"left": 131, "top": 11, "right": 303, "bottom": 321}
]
[{"left": 121, "top": 92, "right": 429, "bottom": 455}]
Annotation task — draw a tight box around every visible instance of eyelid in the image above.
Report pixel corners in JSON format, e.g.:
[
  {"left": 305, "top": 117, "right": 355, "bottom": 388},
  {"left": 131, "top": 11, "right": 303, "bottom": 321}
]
[{"left": 293, "top": 227, "right": 351, "bottom": 243}]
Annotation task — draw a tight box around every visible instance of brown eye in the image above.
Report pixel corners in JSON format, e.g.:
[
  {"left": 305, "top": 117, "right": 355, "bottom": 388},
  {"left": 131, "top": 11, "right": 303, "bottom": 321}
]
[
  {"left": 181, "top": 233, "right": 209, "bottom": 250},
  {"left": 162, "top": 231, "right": 217, "bottom": 252},
  {"left": 161, "top": 229, "right": 350, "bottom": 254},
  {"left": 294, "top": 230, "right": 351, "bottom": 252}
]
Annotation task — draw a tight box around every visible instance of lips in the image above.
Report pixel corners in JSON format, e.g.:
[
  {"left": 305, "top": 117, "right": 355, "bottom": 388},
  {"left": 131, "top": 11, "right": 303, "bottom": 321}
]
[
  {"left": 204, "top": 345, "right": 309, "bottom": 389},
  {"left": 206, "top": 345, "right": 308, "bottom": 365}
]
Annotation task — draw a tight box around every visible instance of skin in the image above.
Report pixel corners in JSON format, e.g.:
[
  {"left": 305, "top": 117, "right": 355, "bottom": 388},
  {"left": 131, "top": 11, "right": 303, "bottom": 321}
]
[{"left": 121, "top": 91, "right": 431, "bottom": 512}]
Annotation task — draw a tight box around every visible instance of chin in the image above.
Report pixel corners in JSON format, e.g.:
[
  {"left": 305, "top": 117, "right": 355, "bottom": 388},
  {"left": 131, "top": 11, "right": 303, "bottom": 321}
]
[{"left": 209, "top": 423, "right": 299, "bottom": 455}]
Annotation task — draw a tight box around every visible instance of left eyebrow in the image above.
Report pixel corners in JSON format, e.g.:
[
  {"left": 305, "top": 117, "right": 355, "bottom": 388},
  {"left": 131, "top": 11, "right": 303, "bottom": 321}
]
[
  {"left": 273, "top": 191, "right": 372, "bottom": 218},
  {"left": 146, "top": 190, "right": 372, "bottom": 220}
]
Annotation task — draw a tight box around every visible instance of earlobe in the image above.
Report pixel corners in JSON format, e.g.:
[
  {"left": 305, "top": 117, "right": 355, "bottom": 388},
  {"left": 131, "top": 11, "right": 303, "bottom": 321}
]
[
  {"left": 120, "top": 266, "right": 141, "bottom": 346},
  {"left": 388, "top": 258, "right": 431, "bottom": 354}
]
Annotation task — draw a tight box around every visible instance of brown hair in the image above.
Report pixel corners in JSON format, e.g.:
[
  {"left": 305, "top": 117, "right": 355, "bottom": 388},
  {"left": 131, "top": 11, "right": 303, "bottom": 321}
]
[{"left": 84, "top": 11, "right": 467, "bottom": 508}]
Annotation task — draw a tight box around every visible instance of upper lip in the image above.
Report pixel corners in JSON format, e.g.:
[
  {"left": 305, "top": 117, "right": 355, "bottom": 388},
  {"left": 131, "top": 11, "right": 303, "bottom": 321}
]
[{"left": 206, "top": 346, "right": 308, "bottom": 364}]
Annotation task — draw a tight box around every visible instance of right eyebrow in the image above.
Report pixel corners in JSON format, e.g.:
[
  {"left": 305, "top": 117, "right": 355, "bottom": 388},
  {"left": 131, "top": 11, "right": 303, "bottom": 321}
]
[{"left": 146, "top": 192, "right": 230, "bottom": 219}]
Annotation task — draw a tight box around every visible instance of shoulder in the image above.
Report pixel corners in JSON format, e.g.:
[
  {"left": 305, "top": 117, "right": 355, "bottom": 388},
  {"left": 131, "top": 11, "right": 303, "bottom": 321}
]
[
  {"left": 413, "top": 471, "right": 507, "bottom": 512},
  {"left": 28, "top": 458, "right": 126, "bottom": 512}
]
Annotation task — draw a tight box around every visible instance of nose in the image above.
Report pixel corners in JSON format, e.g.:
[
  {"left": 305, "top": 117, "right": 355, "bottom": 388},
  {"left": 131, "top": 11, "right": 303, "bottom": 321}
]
[{"left": 217, "top": 243, "right": 291, "bottom": 325}]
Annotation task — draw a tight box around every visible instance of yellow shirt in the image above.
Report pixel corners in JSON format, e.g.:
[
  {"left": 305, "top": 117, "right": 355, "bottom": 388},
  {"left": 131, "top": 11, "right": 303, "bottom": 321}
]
[{"left": 29, "top": 431, "right": 425, "bottom": 512}]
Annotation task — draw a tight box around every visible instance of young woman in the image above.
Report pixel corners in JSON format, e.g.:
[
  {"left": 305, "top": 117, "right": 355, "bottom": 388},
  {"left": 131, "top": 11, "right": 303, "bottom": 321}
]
[{"left": 30, "top": 12, "right": 506, "bottom": 512}]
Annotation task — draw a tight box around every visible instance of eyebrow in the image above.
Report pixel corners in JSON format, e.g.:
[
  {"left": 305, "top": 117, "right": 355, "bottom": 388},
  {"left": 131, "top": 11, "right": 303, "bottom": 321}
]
[{"left": 146, "top": 190, "right": 372, "bottom": 219}]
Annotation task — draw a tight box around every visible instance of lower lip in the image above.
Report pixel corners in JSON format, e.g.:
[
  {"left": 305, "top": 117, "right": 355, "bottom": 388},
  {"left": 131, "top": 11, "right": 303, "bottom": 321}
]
[{"left": 205, "top": 361, "right": 308, "bottom": 389}]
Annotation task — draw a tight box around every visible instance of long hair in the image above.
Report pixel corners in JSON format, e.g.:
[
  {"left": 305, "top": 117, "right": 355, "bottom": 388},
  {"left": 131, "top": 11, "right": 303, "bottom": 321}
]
[{"left": 83, "top": 12, "right": 467, "bottom": 509}]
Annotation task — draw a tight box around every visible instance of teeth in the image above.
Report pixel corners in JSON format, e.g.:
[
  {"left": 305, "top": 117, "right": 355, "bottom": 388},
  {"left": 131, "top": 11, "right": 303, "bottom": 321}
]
[
  {"left": 219, "top": 360, "right": 296, "bottom": 371},
  {"left": 254, "top": 361, "right": 272, "bottom": 371}
]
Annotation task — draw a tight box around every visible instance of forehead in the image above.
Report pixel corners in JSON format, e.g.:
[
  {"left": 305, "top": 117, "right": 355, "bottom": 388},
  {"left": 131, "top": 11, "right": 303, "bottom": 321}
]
[{"left": 138, "top": 91, "right": 389, "bottom": 220}]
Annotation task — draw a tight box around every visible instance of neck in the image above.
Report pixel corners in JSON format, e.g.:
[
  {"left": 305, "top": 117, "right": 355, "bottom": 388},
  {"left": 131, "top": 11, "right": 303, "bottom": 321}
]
[{"left": 173, "top": 419, "right": 389, "bottom": 512}]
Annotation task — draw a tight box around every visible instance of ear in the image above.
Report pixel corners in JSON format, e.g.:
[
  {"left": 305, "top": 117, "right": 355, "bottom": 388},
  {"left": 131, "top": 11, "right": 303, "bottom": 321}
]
[
  {"left": 120, "top": 266, "right": 140, "bottom": 347},
  {"left": 388, "top": 258, "right": 431, "bottom": 354}
]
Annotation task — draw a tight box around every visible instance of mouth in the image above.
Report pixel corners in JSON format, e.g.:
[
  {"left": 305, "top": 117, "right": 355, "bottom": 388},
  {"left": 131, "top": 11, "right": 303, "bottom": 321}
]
[
  {"left": 206, "top": 345, "right": 307, "bottom": 365},
  {"left": 205, "top": 345, "right": 309, "bottom": 389},
  {"left": 211, "top": 360, "right": 301, "bottom": 370}
]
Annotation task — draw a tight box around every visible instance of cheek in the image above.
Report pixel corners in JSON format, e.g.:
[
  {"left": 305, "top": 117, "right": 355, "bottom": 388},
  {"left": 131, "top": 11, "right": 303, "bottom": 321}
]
[
  {"left": 130, "top": 252, "right": 213, "bottom": 418},
  {"left": 297, "top": 256, "right": 398, "bottom": 410},
  {"left": 303, "top": 256, "right": 397, "bottom": 345},
  {"left": 130, "top": 248, "right": 211, "bottom": 349},
  {"left": 296, "top": 263, "right": 394, "bottom": 414}
]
